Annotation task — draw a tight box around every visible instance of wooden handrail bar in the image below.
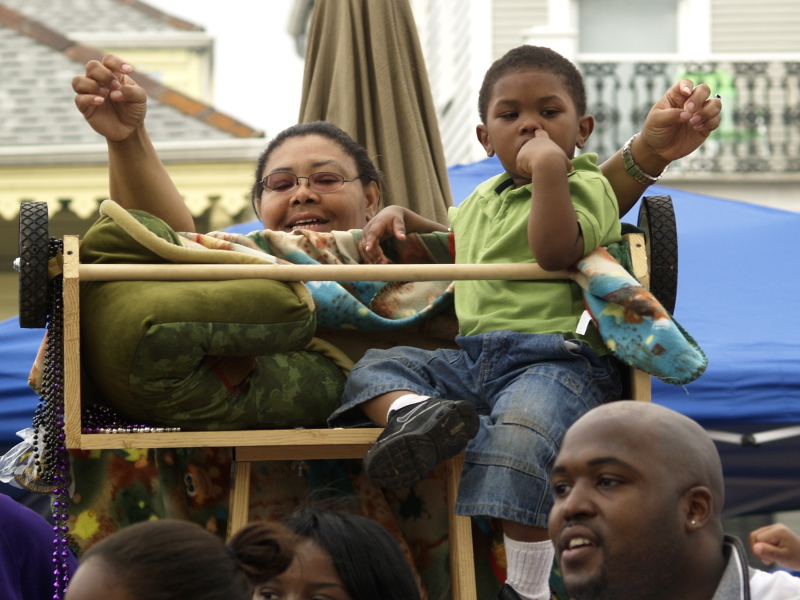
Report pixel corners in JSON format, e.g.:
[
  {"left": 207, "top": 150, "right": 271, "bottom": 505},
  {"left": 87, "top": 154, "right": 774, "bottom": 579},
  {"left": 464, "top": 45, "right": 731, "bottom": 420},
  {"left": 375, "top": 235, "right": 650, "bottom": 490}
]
[{"left": 78, "top": 262, "right": 568, "bottom": 282}]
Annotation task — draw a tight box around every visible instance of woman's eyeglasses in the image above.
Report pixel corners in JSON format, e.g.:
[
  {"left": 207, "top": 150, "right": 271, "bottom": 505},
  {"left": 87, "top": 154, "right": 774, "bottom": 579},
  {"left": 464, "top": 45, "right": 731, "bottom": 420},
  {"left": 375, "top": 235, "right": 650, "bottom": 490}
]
[{"left": 261, "top": 172, "right": 363, "bottom": 194}]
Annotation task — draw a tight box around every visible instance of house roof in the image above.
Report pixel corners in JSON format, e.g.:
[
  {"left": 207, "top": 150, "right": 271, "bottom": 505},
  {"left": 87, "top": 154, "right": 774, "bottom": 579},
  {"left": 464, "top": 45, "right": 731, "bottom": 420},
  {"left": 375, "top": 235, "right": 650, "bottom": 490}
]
[
  {"left": 1, "top": 0, "right": 204, "bottom": 35},
  {"left": 0, "top": 0, "right": 264, "bottom": 155}
]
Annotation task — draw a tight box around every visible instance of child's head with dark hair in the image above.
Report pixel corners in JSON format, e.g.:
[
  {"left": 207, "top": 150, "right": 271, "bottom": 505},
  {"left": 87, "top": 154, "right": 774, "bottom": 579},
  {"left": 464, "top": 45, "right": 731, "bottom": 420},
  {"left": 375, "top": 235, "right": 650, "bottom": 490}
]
[
  {"left": 475, "top": 45, "right": 594, "bottom": 187},
  {"left": 66, "top": 519, "right": 295, "bottom": 600},
  {"left": 478, "top": 45, "right": 587, "bottom": 123}
]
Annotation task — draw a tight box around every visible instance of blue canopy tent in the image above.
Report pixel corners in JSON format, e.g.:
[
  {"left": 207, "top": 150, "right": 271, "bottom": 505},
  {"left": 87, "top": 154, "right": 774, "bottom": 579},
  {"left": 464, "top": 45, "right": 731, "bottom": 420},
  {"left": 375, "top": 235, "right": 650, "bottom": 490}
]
[
  {"left": 0, "top": 317, "right": 42, "bottom": 451},
  {"left": 3, "top": 155, "right": 800, "bottom": 517}
]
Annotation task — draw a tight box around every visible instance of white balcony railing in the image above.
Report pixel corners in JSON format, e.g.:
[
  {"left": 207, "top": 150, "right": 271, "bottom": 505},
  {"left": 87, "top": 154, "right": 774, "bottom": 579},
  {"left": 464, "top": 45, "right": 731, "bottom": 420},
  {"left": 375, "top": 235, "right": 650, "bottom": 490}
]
[{"left": 578, "top": 54, "right": 800, "bottom": 176}]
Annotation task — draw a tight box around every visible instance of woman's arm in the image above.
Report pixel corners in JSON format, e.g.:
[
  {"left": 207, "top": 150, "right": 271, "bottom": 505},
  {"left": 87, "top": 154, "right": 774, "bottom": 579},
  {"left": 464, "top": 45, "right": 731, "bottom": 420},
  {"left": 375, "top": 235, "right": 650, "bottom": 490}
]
[
  {"left": 73, "top": 54, "right": 196, "bottom": 232},
  {"left": 601, "top": 79, "right": 722, "bottom": 217},
  {"left": 106, "top": 126, "right": 196, "bottom": 232}
]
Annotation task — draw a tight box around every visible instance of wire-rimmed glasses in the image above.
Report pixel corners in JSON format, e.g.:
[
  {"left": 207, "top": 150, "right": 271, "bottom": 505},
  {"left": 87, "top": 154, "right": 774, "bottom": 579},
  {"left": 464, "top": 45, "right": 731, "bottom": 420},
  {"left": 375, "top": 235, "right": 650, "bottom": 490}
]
[{"left": 261, "top": 172, "right": 363, "bottom": 195}]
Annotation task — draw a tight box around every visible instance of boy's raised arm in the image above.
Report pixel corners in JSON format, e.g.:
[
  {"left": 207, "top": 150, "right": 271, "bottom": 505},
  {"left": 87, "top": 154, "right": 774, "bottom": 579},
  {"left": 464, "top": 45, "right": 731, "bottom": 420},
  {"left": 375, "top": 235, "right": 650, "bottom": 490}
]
[{"left": 603, "top": 80, "right": 721, "bottom": 217}]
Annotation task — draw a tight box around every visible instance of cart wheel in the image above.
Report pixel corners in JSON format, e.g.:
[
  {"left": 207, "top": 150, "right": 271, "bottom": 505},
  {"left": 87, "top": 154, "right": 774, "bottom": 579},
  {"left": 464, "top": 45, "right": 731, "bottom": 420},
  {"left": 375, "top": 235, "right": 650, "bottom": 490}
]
[
  {"left": 18, "top": 202, "right": 50, "bottom": 328},
  {"left": 638, "top": 195, "right": 678, "bottom": 314}
]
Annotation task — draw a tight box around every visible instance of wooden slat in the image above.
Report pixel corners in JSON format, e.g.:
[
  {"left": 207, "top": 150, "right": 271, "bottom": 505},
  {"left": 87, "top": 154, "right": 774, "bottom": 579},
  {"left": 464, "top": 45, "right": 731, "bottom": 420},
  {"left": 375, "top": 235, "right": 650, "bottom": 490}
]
[
  {"left": 74, "top": 428, "right": 380, "bottom": 450},
  {"left": 446, "top": 454, "right": 477, "bottom": 600},
  {"left": 228, "top": 460, "right": 251, "bottom": 537},
  {"left": 626, "top": 232, "right": 649, "bottom": 290},
  {"left": 63, "top": 236, "right": 82, "bottom": 449},
  {"left": 630, "top": 368, "right": 652, "bottom": 403},
  {"left": 623, "top": 232, "right": 652, "bottom": 403}
]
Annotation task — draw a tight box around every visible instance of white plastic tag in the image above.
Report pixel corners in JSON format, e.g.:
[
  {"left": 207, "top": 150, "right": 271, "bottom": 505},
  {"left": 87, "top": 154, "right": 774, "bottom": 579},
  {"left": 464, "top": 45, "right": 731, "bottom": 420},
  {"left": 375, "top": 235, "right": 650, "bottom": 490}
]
[{"left": 576, "top": 310, "right": 592, "bottom": 335}]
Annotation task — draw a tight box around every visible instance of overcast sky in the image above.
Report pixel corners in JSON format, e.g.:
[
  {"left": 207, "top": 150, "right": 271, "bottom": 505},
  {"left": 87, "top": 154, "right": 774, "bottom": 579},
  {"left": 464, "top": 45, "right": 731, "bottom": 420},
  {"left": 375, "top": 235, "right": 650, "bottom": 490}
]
[{"left": 146, "top": 1, "right": 306, "bottom": 137}]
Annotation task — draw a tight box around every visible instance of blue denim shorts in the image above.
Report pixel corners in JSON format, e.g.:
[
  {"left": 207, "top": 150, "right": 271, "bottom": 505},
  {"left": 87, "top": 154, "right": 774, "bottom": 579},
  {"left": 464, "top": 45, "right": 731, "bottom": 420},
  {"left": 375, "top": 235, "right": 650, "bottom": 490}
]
[{"left": 330, "top": 331, "right": 622, "bottom": 528}]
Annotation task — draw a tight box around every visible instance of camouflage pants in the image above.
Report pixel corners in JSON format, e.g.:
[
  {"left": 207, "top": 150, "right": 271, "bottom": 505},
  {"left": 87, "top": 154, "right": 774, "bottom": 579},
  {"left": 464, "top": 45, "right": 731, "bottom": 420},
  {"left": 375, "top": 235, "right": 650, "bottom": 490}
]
[{"left": 93, "top": 317, "right": 348, "bottom": 431}]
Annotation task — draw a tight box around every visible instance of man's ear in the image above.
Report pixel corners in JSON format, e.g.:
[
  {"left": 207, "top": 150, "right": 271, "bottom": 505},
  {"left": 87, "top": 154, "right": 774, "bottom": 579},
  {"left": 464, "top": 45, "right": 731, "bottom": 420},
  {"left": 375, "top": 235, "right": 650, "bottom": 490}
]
[
  {"left": 363, "top": 180, "right": 381, "bottom": 222},
  {"left": 576, "top": 114, "right": 595, "bottom": 149},
  {"left": 684, "top": 486, "right": 714, "bottom": 532},
  {"left": 477, "top": 124, "right": 494, "bottom": 157}
]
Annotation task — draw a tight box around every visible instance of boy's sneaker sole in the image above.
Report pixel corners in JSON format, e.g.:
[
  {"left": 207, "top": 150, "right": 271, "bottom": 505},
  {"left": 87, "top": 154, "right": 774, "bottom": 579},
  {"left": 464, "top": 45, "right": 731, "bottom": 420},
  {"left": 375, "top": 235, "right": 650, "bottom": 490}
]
[{"left": 363, "top": 398, "right": 479, "bottom": 489}]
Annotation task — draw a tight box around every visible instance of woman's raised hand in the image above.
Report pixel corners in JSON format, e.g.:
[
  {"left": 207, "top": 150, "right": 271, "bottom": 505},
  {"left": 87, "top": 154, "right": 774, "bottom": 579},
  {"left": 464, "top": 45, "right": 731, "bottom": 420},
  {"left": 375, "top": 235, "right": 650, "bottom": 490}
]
[{"left": 72, "top": 54, "right": 147, "bottom": 142}]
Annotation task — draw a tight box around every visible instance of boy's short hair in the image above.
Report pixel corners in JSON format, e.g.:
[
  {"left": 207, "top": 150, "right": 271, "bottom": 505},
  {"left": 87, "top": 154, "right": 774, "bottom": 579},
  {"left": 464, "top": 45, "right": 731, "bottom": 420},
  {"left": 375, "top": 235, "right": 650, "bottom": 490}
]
[{"left": 478, "top": 45, "right": 587, "bottom": 123}]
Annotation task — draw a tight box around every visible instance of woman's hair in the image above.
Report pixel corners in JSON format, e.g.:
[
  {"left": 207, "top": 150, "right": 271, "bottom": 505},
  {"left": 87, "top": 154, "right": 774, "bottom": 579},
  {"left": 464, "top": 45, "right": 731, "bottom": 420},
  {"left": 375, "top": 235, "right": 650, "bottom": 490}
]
[
  {"left": 80, "top": 519, "right": 295, "bottom": 600},
  {"left": 228, "top": 521, "right": 298, "bottom": 588},
  {"left": 249, "top": 121, "right": 384, "bottom": 217},
  {"left": 283, "top": 507, "right": 421, "bottom": 600}
]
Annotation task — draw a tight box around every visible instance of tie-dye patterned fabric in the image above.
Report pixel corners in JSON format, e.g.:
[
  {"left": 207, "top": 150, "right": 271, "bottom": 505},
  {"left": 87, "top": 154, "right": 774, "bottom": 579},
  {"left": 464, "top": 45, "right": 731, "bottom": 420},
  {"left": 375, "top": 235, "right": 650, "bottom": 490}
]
[
  {"left": 172, "top": 223, "right": 705, "bottom": 385},
  {"left": 573, "top": 246, "right": 707, "bottom": 385},
  {"left": 174, "top": 226, "right": 457, "bottom": 331}
]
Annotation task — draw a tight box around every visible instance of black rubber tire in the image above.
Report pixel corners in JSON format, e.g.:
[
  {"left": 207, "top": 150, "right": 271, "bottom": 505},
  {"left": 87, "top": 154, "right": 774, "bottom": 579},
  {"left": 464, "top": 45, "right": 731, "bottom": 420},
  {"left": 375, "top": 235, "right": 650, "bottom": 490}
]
[
  {"left": 638, "top": 195, "right": 678, "bottom": 315},
  {"left": 18, "top": 202, "right": 50, "bottom": 328}
]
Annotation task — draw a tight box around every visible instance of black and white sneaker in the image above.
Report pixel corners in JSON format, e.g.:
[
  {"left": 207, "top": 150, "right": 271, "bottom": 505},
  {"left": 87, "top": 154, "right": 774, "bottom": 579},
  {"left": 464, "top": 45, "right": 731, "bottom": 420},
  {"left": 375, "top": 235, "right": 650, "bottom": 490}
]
[{"left": 363, "top": 398, "right": 479, "bottom": 489}]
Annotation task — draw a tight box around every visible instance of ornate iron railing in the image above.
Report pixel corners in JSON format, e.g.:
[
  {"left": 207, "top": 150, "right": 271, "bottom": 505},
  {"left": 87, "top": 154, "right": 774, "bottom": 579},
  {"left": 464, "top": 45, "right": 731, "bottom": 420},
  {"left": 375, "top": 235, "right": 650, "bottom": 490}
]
[{"left": 578, "top": 56, "right": 800, "bottom": 175}]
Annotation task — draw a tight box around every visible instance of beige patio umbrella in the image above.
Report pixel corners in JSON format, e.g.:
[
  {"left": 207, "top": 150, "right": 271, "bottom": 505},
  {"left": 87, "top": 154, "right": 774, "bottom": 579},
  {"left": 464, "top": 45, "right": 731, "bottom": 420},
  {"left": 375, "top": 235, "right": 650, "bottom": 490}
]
[{"left": 298, "top": 0, "right": 453, "bottom": 225}]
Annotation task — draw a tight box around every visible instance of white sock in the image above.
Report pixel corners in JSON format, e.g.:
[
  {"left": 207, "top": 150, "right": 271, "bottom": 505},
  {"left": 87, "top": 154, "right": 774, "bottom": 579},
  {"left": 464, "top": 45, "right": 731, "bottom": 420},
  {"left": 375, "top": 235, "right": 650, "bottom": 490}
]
[
  {"left": 504, "top": 536, "right": 554, "bottom": 600},
  {"left": 387, "top": 394, "right": 429, "bottom": 419}
]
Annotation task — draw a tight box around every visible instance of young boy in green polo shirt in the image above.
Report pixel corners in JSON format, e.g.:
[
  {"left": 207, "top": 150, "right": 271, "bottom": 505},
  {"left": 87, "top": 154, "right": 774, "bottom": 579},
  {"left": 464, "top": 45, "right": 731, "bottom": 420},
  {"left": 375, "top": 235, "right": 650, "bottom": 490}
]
[{"left": 331, "top": 45, "right": 622, "bottom": 600}]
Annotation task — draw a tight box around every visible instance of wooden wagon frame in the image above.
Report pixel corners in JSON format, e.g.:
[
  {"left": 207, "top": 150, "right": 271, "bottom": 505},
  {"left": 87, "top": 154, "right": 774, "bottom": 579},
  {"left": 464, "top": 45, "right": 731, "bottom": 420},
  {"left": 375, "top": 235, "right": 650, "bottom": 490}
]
[{"left": 15, "top": 195, "right": 677, "bottom": 600}]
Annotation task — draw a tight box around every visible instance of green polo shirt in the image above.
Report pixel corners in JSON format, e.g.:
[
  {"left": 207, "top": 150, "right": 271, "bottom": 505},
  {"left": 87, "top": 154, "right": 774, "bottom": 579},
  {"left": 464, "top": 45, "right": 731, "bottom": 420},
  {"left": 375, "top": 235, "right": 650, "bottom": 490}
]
[{"left": 448, "top": 153, "right": 621, "bottom": 354}]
